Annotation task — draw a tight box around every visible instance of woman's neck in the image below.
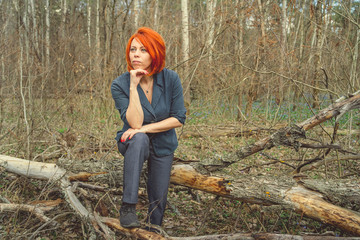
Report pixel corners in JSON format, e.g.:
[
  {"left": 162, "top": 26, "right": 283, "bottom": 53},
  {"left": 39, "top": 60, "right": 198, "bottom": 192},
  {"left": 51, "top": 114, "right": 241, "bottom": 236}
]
[{"left": 141, "top": 75, "right": 153, "bottom": 84}]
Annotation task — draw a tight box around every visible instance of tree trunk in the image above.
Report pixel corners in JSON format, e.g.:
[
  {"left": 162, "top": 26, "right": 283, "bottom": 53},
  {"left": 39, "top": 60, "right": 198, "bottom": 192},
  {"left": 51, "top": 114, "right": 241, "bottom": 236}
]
[
  {"left": 350, "top": 25, "right": 360, "bottom": 91},
  {"left": 133, "top": 0, "right": 140, "bottom": 29},
  {"left": 61, "top": 0, "right": 67, "bottom": 39},
  {"left": 277, "top": 0, "right": 287, "bottom": 105},
  {"left": 236, "top": 1, "right": 245, "bottom": 121},
  {"left": 246, "top": 0, "right": 265, "bottom": 116},
  {"left": 29, "top": 0, "right": 39, "bottom": 54},
  {"left": 45, "top": 0, "right": 50, "bottom": 68},
  {"left": 206, "top": 0, "right": 216, "bottom": 64},
  {"left": 311, "top": 0, "right": 323, "bottom": 109},
  {"left": 95, "top": 0, "right": 101, "bottom": 75},
  {"left": 153, "top": 0, "right": 159, "bottom": 29},
  {"left": 181, "top": 0, "right": 191, "bottom": 106}
]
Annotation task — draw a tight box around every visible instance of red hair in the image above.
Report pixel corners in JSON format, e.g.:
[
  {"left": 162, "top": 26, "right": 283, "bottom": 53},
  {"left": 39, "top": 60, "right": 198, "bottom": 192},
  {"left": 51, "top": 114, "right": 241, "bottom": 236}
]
[{"left": 126, "top": 27, "right": 166, "bottom": 76}]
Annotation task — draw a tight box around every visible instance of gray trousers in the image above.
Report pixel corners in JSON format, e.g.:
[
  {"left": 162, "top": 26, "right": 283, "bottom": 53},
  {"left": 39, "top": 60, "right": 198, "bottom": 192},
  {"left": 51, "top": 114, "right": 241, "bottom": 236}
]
[{"left": 117, "top": 133, "right": 173, "bottom": 226}]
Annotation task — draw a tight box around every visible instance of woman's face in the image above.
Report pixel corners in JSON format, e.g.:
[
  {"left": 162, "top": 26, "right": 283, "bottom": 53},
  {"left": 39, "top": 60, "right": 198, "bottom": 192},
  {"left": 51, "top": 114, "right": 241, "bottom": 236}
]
[{"left": 129, "top": 38, "right": 152, "bottom": 71}]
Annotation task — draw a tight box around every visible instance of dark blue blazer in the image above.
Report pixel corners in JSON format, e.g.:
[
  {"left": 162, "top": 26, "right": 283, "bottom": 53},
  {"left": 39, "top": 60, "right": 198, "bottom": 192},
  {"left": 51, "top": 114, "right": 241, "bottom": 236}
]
[{"left": 111, "top": 68, "right": 187, "bottom": 157}]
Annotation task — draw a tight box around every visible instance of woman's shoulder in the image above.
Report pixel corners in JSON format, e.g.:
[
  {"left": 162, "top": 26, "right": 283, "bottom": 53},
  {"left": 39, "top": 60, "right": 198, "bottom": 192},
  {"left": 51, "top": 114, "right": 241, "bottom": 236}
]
[
  {"left": 112, "top": 72, "right": 130, "bottom": 84},
  {"left": 161, "top": 68, "right": 179, "bottom": 79},
  {"left": 111, "top": 72, "right": 130, "bottom": 89},
  {"left": 157, "top": 68, "right": 180, "bottom": 86}
]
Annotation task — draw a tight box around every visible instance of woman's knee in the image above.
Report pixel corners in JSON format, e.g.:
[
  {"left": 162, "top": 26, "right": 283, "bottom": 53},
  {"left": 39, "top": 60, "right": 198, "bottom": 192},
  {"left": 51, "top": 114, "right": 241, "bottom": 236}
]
[{"left": 130, "top": 132, "right": 149, "bottom": 145}]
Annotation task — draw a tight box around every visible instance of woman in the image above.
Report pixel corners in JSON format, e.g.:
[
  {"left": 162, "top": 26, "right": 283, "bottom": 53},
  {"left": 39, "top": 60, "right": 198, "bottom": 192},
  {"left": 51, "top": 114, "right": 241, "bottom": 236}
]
[{"left": 111, "top": 27, "right": 186, "bottom": 229}]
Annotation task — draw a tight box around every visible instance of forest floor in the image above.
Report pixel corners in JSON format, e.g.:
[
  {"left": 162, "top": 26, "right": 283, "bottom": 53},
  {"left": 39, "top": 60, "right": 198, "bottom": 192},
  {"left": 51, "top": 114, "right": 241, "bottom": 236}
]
[{"left": 0, "top": 96, "right": 359, "bottom": 239}]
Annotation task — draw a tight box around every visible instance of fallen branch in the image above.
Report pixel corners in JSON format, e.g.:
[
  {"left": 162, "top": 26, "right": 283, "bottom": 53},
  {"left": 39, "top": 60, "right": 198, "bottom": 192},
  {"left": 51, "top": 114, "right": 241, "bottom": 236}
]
[
  {"left": 101, "top": 217, "right": 166, "bottom": 240},
  {"left": 235, "top": 92, "right": 360, "bottom": 161},
  {"left": 0, "top": 203, "right": 56, "bottom": 224}
]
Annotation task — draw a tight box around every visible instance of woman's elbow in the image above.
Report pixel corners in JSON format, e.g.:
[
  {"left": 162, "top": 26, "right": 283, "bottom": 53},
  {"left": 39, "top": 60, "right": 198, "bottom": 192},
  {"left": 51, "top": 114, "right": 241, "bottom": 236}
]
[
  {"left": 174, "top": 119, "right": 183, "bottom": 128},
  {"left": 130, "top": 123, "right": 142, "bottom": 129}
]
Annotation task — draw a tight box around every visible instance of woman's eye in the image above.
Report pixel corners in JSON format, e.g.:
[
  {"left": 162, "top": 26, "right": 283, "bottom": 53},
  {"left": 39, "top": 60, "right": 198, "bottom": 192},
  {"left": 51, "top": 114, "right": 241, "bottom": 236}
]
[
  {"left": 141, "top": 48, "right": 147, "bottom": 52},
  {"left": 130, "top": 48, "right": 136, "bottom": 52}
]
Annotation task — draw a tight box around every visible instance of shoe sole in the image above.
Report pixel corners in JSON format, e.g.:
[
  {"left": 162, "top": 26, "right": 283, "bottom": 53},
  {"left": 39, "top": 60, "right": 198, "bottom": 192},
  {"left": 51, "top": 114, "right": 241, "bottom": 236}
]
[{"left": 121, "top": 222, "right": 141, "bottom": 228}]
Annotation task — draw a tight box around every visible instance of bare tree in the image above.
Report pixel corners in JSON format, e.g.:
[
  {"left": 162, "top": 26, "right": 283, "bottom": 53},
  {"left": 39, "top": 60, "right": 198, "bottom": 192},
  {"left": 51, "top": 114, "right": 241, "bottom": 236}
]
[
  {"left": 61, "top": 0, "right": 67, "bottom": 39},
  {"left": 181, "top": 0, "right": 191, "bottom": 106},
  {"left": 206, "top": 0, "right": 217, "bottom": 64},
  {"left": 277, "top": 0, "right": 287, "bottom": 105},
  {"left": 133, "top": 0, "right": 140, "bottom": 29},
  {"left": 310, "top": 0, "right": 324, "bottom": 108},
  {"left": 236, "top": 1, "right": 245, "bottom": 121},
  {"left": 45, "top": 0, "right": 50, "bottom": 68},
  {"left": 95, "top": 0, "right": 101, "bottom": 75}
]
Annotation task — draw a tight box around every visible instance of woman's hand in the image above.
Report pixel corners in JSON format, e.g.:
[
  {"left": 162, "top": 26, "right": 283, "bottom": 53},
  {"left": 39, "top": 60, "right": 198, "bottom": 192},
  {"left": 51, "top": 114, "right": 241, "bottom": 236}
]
[
  {"left": 129, "top": 69, "right": 148, "bottom": 88},
  {"left": 120, "top": 128, "right": 145, "bottom": 142}
]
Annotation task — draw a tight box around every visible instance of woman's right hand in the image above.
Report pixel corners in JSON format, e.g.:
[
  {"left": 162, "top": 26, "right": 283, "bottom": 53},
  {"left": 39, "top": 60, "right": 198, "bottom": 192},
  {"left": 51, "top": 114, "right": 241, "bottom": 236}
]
[{"left": 129, "top": 69, "right": 148, "bottom": 88}]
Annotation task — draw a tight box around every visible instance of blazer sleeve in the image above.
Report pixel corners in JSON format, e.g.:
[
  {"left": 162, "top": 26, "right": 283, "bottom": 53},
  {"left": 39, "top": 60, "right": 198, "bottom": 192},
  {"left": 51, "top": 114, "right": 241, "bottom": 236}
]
[
  {"left": 169, "top": 73, "right": 187, "bottom": 124},
  {"left": 111, "top": 75, "right": 130, "bottom": 127}
]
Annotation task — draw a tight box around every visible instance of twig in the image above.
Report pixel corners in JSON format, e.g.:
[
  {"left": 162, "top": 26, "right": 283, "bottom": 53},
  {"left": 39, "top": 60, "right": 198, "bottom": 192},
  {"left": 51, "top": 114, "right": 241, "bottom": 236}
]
[
  {"left": 0, "top": 195, "right": 11, "bottom": 204},
  {"left": 28, "top": 212, "right": 72, "bottom": 240},
  {"left": 299, "top": 143, "right": 342, "bottom": 149},
  {"left": 259, "top": 152, "right": 295, "bottom": 169},
  {"left": 93, "top": 211, "right": 115, "bottom": 240},
  {"left": 0, "top": 203, "right": 56, "bottom": 224},
  {"left": 74, "top": 181, "right": 106, "bottom": 192}
]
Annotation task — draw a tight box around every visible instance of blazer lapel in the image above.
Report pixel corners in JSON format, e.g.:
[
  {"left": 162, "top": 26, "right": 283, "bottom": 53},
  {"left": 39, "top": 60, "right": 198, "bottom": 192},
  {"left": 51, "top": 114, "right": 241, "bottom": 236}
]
[
  {"left": 137, "top": 85, "right": 156, "bottom": 118},
  {"left": 151, "top": 72, "right": 164, "bottom": 109}
]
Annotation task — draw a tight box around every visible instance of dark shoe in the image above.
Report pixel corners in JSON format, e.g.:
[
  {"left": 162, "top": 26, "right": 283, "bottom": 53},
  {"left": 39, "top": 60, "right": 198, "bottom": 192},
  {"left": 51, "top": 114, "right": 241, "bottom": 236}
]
[
  {"left": 144, "top": 225, "right": 161, "bottom": 234},
  {"left": 119, "top": 203, "right": 140, "bottom": 228}
]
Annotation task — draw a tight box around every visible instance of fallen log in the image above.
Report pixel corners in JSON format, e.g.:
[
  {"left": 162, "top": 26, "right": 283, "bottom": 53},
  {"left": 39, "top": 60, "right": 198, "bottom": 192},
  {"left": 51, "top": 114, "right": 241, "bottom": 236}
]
[
  {"left": 0, "top": 154, "right": 161, "bottom": 240},
  {"left": 170, "top": 164, "right": 360, "bottom": 236},
  {"left": 2, "top": 155, "right": 360, "bottom": 236},
  {"left": 170, "top": 232, "right": 360, "bottom": 240}
]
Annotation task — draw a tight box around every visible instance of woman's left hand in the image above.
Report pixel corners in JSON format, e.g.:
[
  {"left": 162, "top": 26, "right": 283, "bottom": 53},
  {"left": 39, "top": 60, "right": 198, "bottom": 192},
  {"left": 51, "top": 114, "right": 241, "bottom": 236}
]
[{"left": 120, "top": 128, "right": 143, "bottom": 142}]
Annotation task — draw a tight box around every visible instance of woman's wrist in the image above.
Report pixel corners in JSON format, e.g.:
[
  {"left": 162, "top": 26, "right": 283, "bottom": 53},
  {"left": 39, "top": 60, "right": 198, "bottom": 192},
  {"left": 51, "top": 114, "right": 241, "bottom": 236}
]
[
  {"left": 140, "top": 125, "right": 149, "bottom": 133},
  {"left": 129, "top": 85, "right": 138, "bottom": 91}
]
